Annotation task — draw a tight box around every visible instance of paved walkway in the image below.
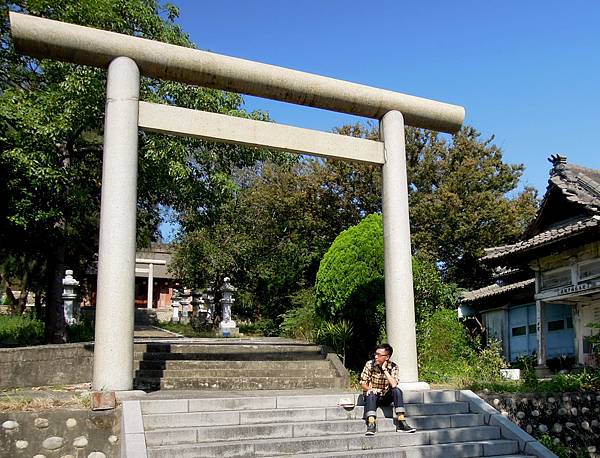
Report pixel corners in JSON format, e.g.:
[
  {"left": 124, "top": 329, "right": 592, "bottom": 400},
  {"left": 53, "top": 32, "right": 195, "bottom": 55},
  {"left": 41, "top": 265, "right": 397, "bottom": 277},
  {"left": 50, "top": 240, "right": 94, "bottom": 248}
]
[{"left": 134, "top": 325, "right": 182, "bottom": 339}]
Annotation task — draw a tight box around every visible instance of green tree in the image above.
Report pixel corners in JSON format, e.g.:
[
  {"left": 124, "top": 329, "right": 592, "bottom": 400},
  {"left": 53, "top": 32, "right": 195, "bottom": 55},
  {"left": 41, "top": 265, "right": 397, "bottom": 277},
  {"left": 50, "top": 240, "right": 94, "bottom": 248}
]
[
  {"left": 325, "top": 122, "right": 538, "bottom": 288},
  {"left": 171, "top": 157, "right": 375, "bottom": 323},
  {"left": 0, "top": 0, "right": 268, "bottom": 342},
  {"left": 405, "top": 126, "right": 538, "bottom": 287}
]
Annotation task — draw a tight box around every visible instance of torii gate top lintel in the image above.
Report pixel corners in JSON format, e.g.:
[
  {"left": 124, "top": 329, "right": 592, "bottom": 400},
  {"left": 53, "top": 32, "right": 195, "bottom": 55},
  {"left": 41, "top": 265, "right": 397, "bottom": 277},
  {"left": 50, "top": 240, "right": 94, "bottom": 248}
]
[{"left": 9, "top": 12, "right": 464, "bottom": 134}]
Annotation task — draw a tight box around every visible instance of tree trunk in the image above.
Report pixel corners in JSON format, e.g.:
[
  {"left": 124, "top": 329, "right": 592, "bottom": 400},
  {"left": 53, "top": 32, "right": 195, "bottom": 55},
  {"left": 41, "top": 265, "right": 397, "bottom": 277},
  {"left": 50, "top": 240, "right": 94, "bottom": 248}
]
[
  {"left": 45, "top": 242, "right": 66, "bottom": 343},
  {"left": 17, "top": 270, "right": 30, "bottom": 314},
  {"left": 0, "top": 273, "right": 18, "bottom": 314}
]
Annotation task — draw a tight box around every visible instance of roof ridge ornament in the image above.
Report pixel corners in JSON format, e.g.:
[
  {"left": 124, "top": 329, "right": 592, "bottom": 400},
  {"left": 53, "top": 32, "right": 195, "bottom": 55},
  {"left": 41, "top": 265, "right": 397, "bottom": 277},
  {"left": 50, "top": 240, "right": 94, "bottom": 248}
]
[{"left": 548, "top": 154, "right": 567, "bottom": 167}]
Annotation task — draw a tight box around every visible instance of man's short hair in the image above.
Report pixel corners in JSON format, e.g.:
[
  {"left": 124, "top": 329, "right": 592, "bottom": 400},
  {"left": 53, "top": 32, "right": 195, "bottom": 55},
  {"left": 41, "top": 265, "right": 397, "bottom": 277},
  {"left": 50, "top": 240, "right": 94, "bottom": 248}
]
[{"left": 376, "top": 343, "right": 393, "bottom": 356}]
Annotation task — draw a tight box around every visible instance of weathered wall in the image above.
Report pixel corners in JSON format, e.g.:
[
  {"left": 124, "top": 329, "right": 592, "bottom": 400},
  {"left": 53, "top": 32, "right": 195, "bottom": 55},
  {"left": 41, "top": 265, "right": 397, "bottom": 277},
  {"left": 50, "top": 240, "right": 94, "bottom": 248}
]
[
  {"left": 0, "top": 407, "right": 119, "bottom": 458},
  {"left": 479, "top": 391, "right": 600, "bottom": 456},
  {"left": 0, "top": 343, "right": 94, "bottom": 389}
]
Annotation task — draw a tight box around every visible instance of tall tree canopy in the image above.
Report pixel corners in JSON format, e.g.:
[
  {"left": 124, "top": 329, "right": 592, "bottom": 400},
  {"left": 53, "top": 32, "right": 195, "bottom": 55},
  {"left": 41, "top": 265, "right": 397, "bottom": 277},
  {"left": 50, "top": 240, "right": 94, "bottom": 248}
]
[
  {"left": 330, "top": 123, "right": 538, "bottom": 288},
  {"left": 0, "top": 0, "right": 271, "bottom": 341},
  {"left": 405, "top": 126, "right": 538, "bottom": 287}
]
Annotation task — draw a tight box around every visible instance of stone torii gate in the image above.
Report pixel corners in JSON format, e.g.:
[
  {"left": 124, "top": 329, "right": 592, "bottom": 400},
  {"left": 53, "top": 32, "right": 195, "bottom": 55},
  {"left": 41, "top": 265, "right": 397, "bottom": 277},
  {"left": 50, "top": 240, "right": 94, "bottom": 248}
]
[{"left": 10, "top": 12, "right": 465, "bottom": 391}]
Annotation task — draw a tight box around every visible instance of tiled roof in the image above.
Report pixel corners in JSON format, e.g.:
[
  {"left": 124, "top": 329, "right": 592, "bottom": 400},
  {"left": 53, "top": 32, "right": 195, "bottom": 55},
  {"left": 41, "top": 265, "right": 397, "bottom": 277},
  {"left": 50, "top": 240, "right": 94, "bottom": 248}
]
[
  {"left": 460, "top": 278, "right": 535, "bottom": 303},
  {"left": 482, "top": 215, "right": 600, "bottom": 261},
  {"left": 547, "top": 161, "right": 600, "bottom": 213},
  {"left": 483, "top": 157, "right": 600, "bottom": 262}
]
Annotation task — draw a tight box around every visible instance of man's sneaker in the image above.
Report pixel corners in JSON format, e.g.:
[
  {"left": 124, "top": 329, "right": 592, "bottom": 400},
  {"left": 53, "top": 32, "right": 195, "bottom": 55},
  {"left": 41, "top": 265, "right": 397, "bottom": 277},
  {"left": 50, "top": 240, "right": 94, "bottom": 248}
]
[
  {"left": 396, "top": 420, "right": 416, "bottom": 433},
  {"left": 365, "top": 422, "right": 377, "bottom": 436}
]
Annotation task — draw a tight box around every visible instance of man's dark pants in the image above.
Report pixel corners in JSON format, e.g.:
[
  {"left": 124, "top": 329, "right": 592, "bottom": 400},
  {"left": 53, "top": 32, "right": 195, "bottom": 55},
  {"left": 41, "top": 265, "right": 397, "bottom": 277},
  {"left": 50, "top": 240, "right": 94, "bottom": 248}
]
[{"left": 364, "top": 387, "right": 406, "bottom": 420}]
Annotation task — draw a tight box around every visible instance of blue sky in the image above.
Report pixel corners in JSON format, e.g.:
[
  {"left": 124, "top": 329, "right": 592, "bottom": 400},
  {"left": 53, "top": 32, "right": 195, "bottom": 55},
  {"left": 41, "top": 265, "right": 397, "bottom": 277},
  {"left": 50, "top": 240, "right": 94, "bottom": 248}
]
[{"left": 169, "top": 0, "right": 599, "bottom": 196}]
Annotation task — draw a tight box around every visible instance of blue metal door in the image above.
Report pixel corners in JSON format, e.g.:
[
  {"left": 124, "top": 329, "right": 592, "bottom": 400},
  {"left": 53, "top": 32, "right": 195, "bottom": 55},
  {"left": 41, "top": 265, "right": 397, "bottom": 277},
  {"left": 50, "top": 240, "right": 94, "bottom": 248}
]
[
  {"left": 509, "top": 304, "right": 536, "bottom": 361},
  {"left": 545, "top": 303, "right": 575, "bottom": 358},
  {"left": 508, "top": 303, "right": 574, "bottom": 361}
]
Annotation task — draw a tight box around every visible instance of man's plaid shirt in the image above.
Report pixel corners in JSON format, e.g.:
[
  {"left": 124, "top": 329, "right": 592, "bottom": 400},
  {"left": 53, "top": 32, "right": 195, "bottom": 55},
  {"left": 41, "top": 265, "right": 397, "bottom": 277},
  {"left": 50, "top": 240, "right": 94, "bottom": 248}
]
[{"left": 360, "top": 359, "right": 400, "bottom": 394}]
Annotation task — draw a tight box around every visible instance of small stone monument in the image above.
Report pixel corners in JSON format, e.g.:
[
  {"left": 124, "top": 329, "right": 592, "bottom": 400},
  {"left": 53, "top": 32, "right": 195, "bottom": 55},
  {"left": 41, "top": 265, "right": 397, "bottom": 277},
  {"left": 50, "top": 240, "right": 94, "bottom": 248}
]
[
  {"left": 171, "top": 287, "right": 181, "bottom": 323},
  {"left": 62, "top": 270, "right": 79, "bottom": 325},
  {"left": 219, "top": 277, "right": 239, "bottom": 337},
  {"left": 204, "top": 291, "right": 215, "bottom": 325},
  {"left": 180, "top": 288, "right": 190, "bottom": 323}
]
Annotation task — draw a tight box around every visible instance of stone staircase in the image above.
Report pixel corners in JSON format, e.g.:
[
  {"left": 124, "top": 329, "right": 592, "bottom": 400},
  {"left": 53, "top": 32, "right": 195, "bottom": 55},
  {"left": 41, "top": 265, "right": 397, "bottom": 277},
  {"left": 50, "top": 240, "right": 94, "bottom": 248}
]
[
  {"left": 121, "top": 389, "right": 556, "bottom": 457},
  {"left": 133, "top": 340, "right": 349, "bottom": 391}
]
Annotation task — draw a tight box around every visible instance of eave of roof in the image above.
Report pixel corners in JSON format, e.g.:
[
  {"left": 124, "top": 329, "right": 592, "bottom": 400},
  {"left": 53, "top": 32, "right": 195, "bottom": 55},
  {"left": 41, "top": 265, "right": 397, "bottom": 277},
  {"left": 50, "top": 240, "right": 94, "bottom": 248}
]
[
  {"left": 482, "top": 215, "right": 600, "bottom": 261},
  {"left": 460, "top": 278, "right": 535, "bottom": 303}
]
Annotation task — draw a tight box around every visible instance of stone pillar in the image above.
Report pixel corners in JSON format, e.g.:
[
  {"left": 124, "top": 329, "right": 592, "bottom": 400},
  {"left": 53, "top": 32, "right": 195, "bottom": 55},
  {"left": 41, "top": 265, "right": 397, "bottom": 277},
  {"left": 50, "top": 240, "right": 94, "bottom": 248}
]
[
  {"left": 380, "top": 110, "right": 421, "bottom": 386},
  {"left": 534, "top": 272, "right": 548, "bottom": 368},
  {"left": 62, "top": 270, "right": 79, "bottom": 325},
  {"left": 146, "top": 263, "right": 154, "bottom": 309},
  {"left": 181, "top": 289, "right": 190, "bottom": 323},
  {"left": 93, "top": 56, "right": 140, "bottom": 391}
]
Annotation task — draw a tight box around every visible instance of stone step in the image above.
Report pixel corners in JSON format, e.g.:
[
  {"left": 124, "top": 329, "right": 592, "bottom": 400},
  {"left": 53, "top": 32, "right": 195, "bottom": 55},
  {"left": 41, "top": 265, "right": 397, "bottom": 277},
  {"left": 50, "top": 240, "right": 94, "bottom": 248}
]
[
  {"left": 137, "top": 359, "right": 334, "bottom": 371},
  {"left": 139, "top": 392, "right": 360, "bottom": 414},
  {"left": 134, "top": 343, "right": 322, "bottom": 353},
  {"left": 135, "top": 367, "right": 338, "bottom": 378},
  {"left": 138, "top": 391, "right": 459, "bottom": 414},
  {"left": 144, "top": 414, "right": 485, "bottom": 446},
  {"left": 267, "top": 441, "right": 528, "bottom": 458},
  {"left": 142, "top": 402, "right": 470, "bottom": 429},
  {"left": 145, "top": 426, "right": 503, "bottom": 457},
  {"left": 158, "top": 376, "right": 346, "bottom": 390},
  {"left": 135, "top": 376, "right": 345, "bottom": 392},
  {"left": 134, "top": 351, "right": 325, "bottom": 361}
]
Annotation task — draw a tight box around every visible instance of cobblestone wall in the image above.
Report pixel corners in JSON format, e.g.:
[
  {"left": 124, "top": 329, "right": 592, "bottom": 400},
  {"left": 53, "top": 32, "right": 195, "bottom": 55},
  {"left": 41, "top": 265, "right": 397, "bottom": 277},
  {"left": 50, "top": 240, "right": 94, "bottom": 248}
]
[
  {"left": 0, "top": 408, "right": 119, "bottom": 458},
  {"left": 479, "top": 391, "right": 600, "bottom": 456}
]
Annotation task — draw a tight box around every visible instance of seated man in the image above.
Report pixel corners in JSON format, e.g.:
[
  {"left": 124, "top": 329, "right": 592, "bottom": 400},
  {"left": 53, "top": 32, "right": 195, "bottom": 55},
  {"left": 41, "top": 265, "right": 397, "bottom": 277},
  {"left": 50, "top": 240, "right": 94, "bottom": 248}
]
[{"left": 360, "top": 343, "right": 416, "bottom": 436}]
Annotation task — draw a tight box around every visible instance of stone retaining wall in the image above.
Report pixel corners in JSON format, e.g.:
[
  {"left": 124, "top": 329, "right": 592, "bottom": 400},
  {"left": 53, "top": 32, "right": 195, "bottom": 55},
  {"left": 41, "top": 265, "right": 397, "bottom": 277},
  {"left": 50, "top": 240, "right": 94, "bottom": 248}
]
[
  {"left": 0, "top": 343, "right": 94, "bottom": 389},
  {"left": 0, "top": 407, "right": 120, "bottom": 458},
  {"left": 479, "top": 391, "right": 600, "bottom": 456}
]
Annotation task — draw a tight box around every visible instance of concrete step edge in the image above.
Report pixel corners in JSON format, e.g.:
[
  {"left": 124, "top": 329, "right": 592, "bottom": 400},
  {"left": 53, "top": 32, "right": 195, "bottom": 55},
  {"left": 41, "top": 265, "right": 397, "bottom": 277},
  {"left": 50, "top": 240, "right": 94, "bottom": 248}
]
[
  {"left": 263, "top": 440, "right": 524, "bottom": 458},
  {"left": 136, "top": 375, "right": 339, "bottom": 380},
  {"left": 141, "top": 402, "right": 470, "bottom": 421},
  {"left": 137, "top": 360, "right": 334, "bottom": 367},
  {"left": 144, "top": 412, "right": 484, "bottom": 431},
  {"left": 144, "top": 413, "right": 486, "bottom": 444},
  {"left": 135, "top": 371, "right": 337, "bottom": 378},
  {"left": 146, "top": 428, "right": 505, "bottom": 452}
]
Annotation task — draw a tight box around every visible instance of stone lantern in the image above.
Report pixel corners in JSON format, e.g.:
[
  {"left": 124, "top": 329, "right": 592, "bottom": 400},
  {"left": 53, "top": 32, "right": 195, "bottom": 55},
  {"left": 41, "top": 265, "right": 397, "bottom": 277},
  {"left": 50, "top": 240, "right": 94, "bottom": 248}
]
[
  {"left": 219, "top": 277, "right": 238, "bottom": 337},
  {"left": 203, "top": 290, "right": 215, "bottom": 325},
  {"left": 171, "top": 286, "right": 181, "bottom": 323},
  {"left": 62, "top": 270, "right": 79, "bottom": 325},
  {"left": 190, "top": 289, "right": 204, "bottom": 318},
  {"left": 180, "top": 288, "right": 191, "bottom": 323}
]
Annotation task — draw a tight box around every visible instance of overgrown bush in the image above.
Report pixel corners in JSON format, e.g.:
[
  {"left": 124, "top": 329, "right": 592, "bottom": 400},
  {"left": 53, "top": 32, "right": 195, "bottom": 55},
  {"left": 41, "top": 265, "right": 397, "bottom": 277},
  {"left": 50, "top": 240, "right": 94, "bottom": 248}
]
[
  {"left": 66, "top": 318, "right": 95, "bottom": 343},
  {"left": 417, "top": 308, "right": 476, "bottom": 384},
  {"left": 315, "top": 320, "right": 354, "bottom": 365},
  {"left": 417, "top": 308, "right": 509, "bottom": 387},
  {"left": 279, "top": 289, "right": 354, "bottom": 364},
  {"left": 0, "top": 314, "right": 44, "bottom": 346},
  {"left": 280, "top": 303, "right": 322, "bottom": 341}
]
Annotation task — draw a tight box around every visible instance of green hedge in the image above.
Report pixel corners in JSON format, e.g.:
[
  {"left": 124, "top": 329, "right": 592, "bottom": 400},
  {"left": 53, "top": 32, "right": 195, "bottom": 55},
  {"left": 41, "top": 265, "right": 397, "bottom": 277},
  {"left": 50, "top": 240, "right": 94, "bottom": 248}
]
[{"left": 0, "top": 314, "right": 44, "bottom": 347}]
